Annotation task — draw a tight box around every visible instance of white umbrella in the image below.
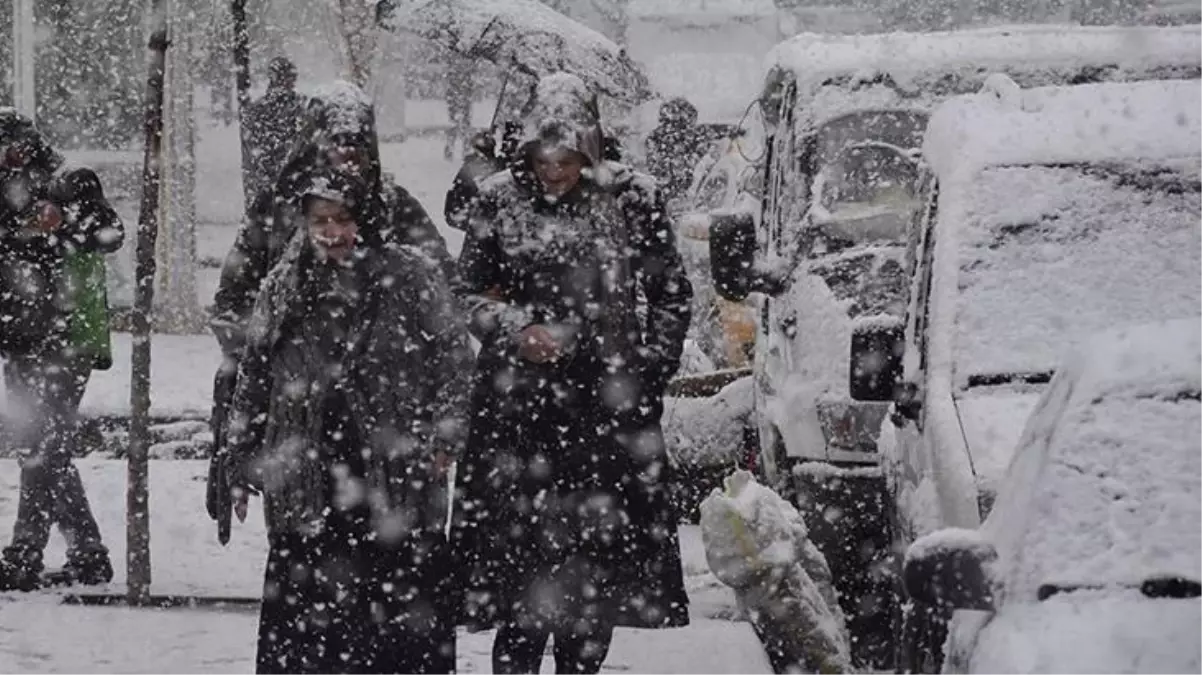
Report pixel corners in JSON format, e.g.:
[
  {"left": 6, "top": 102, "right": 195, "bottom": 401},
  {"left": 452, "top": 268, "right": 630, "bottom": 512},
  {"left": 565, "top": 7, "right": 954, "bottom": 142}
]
[{"left": 380, "top": 0, "right": 653, "bottom": 106}]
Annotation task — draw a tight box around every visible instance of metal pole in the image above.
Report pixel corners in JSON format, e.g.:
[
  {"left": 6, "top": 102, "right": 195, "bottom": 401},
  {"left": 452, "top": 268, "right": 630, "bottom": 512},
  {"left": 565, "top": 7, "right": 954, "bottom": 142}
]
[
  {"left": 129, "top": 0, "right": 169, "bottom": 607},
  {"left": 12, "top": 0, "right": 35, "bottom": 120}
]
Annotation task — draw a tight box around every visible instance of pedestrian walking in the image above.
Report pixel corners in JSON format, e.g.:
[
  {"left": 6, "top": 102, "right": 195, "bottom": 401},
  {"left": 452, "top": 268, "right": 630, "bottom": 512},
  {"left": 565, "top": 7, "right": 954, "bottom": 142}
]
[
  {"left": 0, "top": 109, "right": 124, "bottom": 591},
  {"left": 223, "top": 167, "right": 473, "bottom": 674},
  {"left": 241, "top": 56, "right": 307, "bottom": 211},
  {"left": 451, "top": 72, "right": 694, "bottom": 674}
]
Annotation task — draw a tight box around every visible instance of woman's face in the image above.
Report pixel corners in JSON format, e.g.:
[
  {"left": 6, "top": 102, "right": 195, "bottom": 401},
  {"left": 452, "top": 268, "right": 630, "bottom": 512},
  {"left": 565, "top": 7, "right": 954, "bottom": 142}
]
[
  {"left": 306, "top": 197, "right": 359, "bottom": 263},
  {"left": 533, "top": 147, "right": 587, "bottom": 197}
]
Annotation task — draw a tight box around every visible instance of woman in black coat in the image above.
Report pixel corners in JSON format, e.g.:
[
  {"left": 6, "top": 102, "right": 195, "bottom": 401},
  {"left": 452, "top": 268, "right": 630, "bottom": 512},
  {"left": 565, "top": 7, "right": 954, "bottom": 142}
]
[
  {"left": 223, "top": 169, "right": 474, "bottom": 674},
  {"left": 451, "top": 73, "right": 694, "bottom": 674}
]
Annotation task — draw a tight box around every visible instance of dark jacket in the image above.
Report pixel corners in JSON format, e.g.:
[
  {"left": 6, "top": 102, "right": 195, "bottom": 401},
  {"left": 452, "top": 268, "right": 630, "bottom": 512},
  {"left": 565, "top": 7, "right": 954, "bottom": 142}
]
[
  {"left": 224, "top": 231, "right": 474, "bottom": 537},
  {"left": 212, "top": 82, "right": 455, "bottom": 356},
  {"left": 241, "top": 86, "right": 307, "bottom": 207},
  {"left": 450, "top": 73, "right": 694, "bottom": 630},
  {"left": 0, "top": 109, "right": 124, "bottom": 355},
  {"left": 645, "top": 98, "right": 706, "bottom": 204},
  {"left": 443, "top": 148, "right": 505, "bottom": 232}
]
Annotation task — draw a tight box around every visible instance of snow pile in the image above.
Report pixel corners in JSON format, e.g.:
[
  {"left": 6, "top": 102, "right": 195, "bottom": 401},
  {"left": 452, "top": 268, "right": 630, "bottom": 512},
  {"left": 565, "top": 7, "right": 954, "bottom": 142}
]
[
  {"left": 905, "top": 526, "right": 996, "bottom": 569},
  {"left": 950, "top": 159, "right": 1201, "bottom": 381},
  {"left": 661, "top": 376, "right": 752, "bottom": 467},
  {"left": 700, "top": 470, "right": 851, "bottom": 673}
]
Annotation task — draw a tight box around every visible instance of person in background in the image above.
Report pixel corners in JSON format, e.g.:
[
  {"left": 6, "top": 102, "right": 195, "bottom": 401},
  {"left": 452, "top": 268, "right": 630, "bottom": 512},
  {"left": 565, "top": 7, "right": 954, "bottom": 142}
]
[
  {"left": 224, "top": 168, "right": 472, "bottom": 674},
  {"left": 644, "top": 97, "right": 706, "bottom": 206},
  {"left": 241, "top": 56, "right": 307, "bottom": 211},
  {"left": 451, "top": 72, "right": 693, "bottom": 674},
  {"left": 0, "top": 109, "right": 124, "bottom": 591},
  {"left": 208, "top": 82, "right": 456, "bottom": 543}
]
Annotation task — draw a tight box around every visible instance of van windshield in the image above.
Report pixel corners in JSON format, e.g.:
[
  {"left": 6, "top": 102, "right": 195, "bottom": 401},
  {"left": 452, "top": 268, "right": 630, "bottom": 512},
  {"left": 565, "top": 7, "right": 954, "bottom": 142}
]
[{"left": 954, "top": 159, "right": 1202, "bottom": 387}]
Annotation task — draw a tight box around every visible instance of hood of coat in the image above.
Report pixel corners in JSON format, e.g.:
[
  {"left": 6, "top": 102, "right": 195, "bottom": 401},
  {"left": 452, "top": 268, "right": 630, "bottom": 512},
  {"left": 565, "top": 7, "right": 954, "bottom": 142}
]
[
  {"left": 514, "top": 72, "right": 649, "bottom": 196},
  {"left": 0, "top": 108, "right": 64, "bottom": 202},
  {"left": 274, "top": 81, "right": 383, "bottom": 206}
]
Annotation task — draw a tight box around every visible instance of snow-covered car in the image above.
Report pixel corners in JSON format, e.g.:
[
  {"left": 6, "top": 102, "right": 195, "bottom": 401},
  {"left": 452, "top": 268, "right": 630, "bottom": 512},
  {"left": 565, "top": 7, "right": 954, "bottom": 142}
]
[
  {"left": 707, "top": 25, "right": 1202, "bottom": 670},
  {"left": 855, "top": 77, "right": 1202, "bottom": 670},
  {"left": 903, "top": 317, "right": 1202, "bottom": 673}
]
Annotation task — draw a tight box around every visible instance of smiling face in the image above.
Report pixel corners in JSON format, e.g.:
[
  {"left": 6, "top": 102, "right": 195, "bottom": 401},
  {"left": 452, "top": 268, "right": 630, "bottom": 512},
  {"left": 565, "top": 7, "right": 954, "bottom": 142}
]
[
  {"left": 305, "top": 197, "right": 359, "bottom": 263},
  {"left": 532, "top": 146, "right": 587, "bottom": 197}
]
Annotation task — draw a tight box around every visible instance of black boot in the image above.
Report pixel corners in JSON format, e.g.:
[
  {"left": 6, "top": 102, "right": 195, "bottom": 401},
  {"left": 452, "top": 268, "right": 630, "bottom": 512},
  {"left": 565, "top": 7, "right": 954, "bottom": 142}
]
[
  {"left": 42, "top": 550, "right": 113, "bottom": 587},
  {"left": 0, "top": 548, "right": 44, "bottom": 592}
]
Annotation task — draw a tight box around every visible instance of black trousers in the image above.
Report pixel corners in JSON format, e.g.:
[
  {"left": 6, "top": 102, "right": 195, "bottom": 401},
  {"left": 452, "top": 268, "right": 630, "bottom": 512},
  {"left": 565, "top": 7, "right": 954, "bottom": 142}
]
[
  {"left": 2, "top": 350, "right": 105, "bottom": 569},
  {"left": 492, "top": 618, "right": 615, "bottom": 674},
  {"left": 256, "top": 511, "right": 456, "bottom": 674}
]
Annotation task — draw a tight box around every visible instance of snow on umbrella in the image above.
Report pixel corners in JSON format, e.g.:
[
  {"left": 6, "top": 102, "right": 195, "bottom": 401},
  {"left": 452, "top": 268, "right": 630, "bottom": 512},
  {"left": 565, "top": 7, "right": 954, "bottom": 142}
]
[{"left": 379, "top": 0, "right": 653, "bottom": 106}]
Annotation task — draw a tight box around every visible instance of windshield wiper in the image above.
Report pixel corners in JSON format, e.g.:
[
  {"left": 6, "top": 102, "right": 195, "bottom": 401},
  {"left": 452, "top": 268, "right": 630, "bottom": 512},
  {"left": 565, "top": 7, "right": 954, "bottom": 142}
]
[
  {"left": 1038, "top": 576, "right": 1202, "bottom": 601},
  {"left": 966, "top": 371, "right": 1055, "bottom": 388}
]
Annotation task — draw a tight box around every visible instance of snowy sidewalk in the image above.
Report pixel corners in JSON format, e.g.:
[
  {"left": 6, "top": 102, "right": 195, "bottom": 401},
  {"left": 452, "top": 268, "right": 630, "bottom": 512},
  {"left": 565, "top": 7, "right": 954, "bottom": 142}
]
[{"left": 0, "top": 460, "right": 771, "bottom": 673}]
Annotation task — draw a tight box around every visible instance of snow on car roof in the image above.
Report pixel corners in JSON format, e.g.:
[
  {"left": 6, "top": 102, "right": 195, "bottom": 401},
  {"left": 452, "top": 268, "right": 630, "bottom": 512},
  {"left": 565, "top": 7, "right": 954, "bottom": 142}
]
[
  {"left": 923, "top": 79, "right": 1202, "bottom": 176},
  {"left": 766, "top": 24, "right": 1201, "bottom": 89},
  {"left": 629, "top": 0, "right": 778, "bottom": 20}
]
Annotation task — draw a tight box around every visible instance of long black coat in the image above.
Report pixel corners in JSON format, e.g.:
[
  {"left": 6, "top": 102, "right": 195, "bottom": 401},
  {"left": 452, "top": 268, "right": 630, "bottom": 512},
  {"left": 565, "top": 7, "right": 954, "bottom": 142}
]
[
  {"left": 450, "top": 155, "right": 694, "bottom": 631},
  {"left": 225, "top": 234, "right": 474, "bottom": 537}
]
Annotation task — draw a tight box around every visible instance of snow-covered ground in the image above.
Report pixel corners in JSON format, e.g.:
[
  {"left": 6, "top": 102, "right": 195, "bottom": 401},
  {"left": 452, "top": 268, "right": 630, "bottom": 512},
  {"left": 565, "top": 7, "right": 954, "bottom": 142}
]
[{"left": 0, "top": 460, "right": 771, "bottom": 674}]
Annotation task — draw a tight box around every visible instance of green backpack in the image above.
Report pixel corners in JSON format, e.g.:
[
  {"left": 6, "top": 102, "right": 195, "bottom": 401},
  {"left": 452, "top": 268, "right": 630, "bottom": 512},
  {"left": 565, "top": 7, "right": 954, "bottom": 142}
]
[{"left": 65, "top": 250, "right": 113, "bottom": 371}]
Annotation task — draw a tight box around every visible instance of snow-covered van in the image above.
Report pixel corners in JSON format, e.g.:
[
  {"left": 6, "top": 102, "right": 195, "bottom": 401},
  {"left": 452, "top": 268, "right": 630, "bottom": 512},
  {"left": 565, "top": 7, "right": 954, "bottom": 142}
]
[
  {"left": 903, "top": 318, "right": 1202, "bottom": 673},
  {"left": 871, "top": 78, "right": 1201, "bottom": 669},
  {"left": 707, "top": 25, "right": 1201, "bottom": 669}
]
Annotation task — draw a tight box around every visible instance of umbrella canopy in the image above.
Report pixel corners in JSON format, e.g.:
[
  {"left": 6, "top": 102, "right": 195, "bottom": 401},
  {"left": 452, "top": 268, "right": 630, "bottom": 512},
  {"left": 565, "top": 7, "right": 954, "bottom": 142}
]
[{"left": 380, "top": 0, "right": 653, "bottom": 106}]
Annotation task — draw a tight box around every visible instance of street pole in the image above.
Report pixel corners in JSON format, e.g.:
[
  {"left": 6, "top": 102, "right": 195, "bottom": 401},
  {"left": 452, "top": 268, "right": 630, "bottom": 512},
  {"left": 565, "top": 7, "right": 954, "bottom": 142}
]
[
  {"left": 12, "top": 0, "right": 35, "bottom": 120},
  {"left": 129, "top": 0, "right": 169, "bottom": 607}
]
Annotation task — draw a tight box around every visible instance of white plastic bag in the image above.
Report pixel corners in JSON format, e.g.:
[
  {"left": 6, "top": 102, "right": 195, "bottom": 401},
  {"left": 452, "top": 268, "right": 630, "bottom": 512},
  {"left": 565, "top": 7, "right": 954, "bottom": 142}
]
[{"left": 700, "top": 470, "right": 852, "bottom": 673}]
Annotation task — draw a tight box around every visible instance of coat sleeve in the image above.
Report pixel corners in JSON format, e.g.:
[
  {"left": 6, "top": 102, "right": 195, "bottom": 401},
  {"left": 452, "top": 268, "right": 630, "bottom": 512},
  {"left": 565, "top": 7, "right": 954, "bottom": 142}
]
[
  {"left": 454, "top": 191, "right": 532, "bottom": 345},
  {"left": 49, "top": 167, "right": 125, "bottom": 254},
  {"left": 211, "top": 190, "right": 275, "bottom": 355},
  {"left": 405, "top": 252, "right": 474, "bottom": 458},
  {"left": 222, "top": 281, "right": 278, "bottom": 492},
  {"left": 625, "top": 180, "right": 694, "bottom": 394},
  {"left": 443, "top": 165, "right": 478, "bottom": 232}
]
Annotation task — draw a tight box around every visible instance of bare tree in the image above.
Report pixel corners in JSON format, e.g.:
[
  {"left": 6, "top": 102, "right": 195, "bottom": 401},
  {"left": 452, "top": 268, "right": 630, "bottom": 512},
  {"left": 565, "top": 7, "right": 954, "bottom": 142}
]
[{"left": 327, "top": 0, "right": 379, "bottom": 87}]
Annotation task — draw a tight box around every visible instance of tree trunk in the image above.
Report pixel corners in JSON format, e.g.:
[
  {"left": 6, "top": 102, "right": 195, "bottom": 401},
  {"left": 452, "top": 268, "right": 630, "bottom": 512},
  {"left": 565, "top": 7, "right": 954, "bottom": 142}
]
[
  {"left": 153, "top": 0, "right": 202, "bottom": 333},
  {"left": 328, "top": 0, "right": 378, "bottom": 88},
  {"left": 11, "top": 0, "right": 36, "bottom": 119},
  {"left": 129, "top": 0, "right": 169, "bottom": 607}
]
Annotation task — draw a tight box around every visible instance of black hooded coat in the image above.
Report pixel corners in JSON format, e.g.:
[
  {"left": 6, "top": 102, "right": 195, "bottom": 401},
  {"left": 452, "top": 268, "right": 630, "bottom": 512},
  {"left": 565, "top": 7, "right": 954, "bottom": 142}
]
[
  {"left": 212, "top": 82, "right": 456, "bottom": 356},
  {"left": 0, "top": 108, "right": 124, "bottom": 356},
  {"left": 450, "top": 73, "right": 694, "bottom": 631}
]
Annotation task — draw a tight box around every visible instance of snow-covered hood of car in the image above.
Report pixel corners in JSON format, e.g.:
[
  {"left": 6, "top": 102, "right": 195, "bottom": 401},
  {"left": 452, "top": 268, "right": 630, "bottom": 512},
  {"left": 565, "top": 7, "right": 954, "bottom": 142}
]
[
  {"left": 953, "top": 389, "right": 1043, "bottom": 497},
  {"left": 963, "top": 588, "right": 1201, "bottom": 673}
]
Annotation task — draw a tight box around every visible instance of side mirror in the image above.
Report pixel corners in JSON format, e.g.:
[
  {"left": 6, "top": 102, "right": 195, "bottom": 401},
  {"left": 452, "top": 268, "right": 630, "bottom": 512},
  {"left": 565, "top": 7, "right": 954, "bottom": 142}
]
[
  {"left": 904, "top": 529, "right": 998, "bottom": 612},
  {"left": 709, "top": 210, "right": 759, "bottom": 302},
  {"left": 849, "top": 319, "right": 904, "bottom": 401}
]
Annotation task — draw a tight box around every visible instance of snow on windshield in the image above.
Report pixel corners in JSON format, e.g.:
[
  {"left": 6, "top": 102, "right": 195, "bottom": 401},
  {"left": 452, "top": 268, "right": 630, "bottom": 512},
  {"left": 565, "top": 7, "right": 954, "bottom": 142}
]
[
  {"left": 984, "top": 320, "right": 1201, "bottom": 600},
  {"left": 953, "top": 160, "right": 1202, "bottom": 385}
]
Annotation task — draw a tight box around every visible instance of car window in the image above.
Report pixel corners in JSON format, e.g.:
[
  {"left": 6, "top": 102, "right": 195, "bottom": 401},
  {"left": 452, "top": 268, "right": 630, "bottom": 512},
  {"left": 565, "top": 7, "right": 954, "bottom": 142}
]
[{"left": 953, "top": 160, "right": 1201, "bottom": 386}]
